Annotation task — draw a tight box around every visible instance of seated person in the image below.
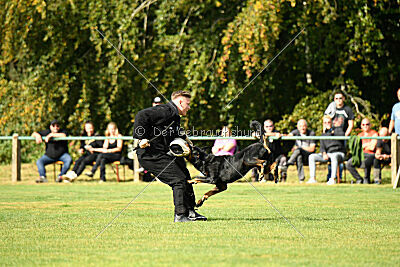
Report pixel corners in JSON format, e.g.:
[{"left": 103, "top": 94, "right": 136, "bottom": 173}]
[
  {"left": 373, "top": 127, "right": 391, "bottom": 184},
  {"left": 32, "top": 119, "right": 72, "bottom": 183},
  {"left": 307, "top": 115, "right": 346, "bottom": 185},
  {"left": 63, "top": 121, "right": 103, "bottom": 182},
  {"left": 286, "top": 119, "right": 316, "bottom": 183},
  {"left": 85, "top": 122, "right": 123, "bottom": 182},
  {"left": 263, "top": 119, "right": 287, "bottom": 182},
  {"left": 346, "top": 118, "right": 378, "bottom": 184},
  {"left": 212, "top": 126, "right": 237, "bottom": 156}
]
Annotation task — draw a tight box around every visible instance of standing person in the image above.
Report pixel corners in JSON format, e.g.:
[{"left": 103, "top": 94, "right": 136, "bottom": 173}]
[
  {"left": 324, "top": 91, "right": 355, "bottom": 179},
  {"left": 133, "top": 90, "right": 206, "bottom": 222},
  {"left": 325, "top": 91, "right": 355, "bottom": 136},
  {"left": 346, "top": 118, "right": 378, "bottom": 184},
  {"left": 307, "top": 116, "right": 346, "bottom": 185},
  {"left": 285, "top": 119, "right": 316, "bottom": 183},
  {"left": 63, "top": 121, "right": 103, "bottom": 182},
  {"left": 212, "top": 126, "right": 237, "bottom": 156},
  {"left": 85, "top": 122, "right": 123, "bottom": 182},
  {"left": 389, "top": 88, "right": 400, "bottom": 134},
  {"left": 373, "top": 127, "right": 391, "bottom": 184},
  {"left": 32, "top": 119, "right": 72, "bottom": 183},
  {"left": 263, "top": 119, "right": 287, "bottom": 182}
]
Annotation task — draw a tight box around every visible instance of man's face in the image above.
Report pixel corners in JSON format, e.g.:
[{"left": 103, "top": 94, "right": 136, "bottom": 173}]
[
  {"left": 334, "top": 93, "right": 345, "bottom": 108},
  {"left": 50, "top": 124, "right": 60, "bottom": 133},
  {"left": 264, "top": 122, "right": 274, "bottom": 133},
  {"left": 178, "top": 96, "right": 191, "bottom": 116},
  {"left": 297, "top": 121, "right": 307, "bottom": 134},
  {"left": 361, "top": 119, "right": 371, "bottom": 133}
]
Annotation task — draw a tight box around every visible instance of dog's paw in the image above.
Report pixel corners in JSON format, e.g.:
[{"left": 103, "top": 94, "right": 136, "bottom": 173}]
[{"left": 195, "top": 195, "right": 208, "bottom": 207}]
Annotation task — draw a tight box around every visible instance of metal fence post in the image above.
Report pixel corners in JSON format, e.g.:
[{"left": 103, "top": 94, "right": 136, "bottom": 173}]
[
  {"left": 12, "top": 133, "right": 21, "bottom": 182},
  {"left": 391, "top": 133, "right": 399, "bottom": 186}
]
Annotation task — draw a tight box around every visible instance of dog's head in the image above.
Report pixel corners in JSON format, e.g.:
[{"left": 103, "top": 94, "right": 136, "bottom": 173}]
[{"left": 189, "top": 146, "right": 213, "bottom": 170}]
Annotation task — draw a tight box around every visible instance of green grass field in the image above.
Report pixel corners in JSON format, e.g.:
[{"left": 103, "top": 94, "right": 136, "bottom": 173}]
[{"left": 1, "top": 164, "right": 400, "bottom": 266}]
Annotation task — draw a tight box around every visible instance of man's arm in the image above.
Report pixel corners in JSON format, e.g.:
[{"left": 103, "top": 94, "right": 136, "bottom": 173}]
[
  {"left": 389, "top": 119, "right": 395, "bottom": 134},
  {"left": 345, "top": 120, "right": 354, "bottom": 136},
  {"left": 31, "top": 132, "right": 42, "bottom": 144}
]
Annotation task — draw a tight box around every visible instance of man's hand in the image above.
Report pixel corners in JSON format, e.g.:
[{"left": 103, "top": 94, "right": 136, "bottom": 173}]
[
  {"left": 44, "top": 133, "right": 53, "bottom": 143},
  {"left": 322, "top": 153, "right": 329, "bottom": 161},
  {"left": 34, "top": 135, "right": 42, "bottom": 144},
  {"left": 139, "top": 139, "right": 150, "bottom": 148}
]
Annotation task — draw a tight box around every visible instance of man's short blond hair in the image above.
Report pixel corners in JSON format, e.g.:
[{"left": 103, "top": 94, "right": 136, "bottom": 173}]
[{"left": 171, "top": 90, "right": 191, "bottom": 100}]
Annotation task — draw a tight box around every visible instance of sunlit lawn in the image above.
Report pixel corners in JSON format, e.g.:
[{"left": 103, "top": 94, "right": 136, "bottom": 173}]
[{"left": 0, "top": 163, "right": 399, "bottom": 266}]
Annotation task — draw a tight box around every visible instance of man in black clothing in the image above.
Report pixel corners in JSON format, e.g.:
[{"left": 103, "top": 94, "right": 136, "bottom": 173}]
[
  {"left": 32, "top": 119, "right": 72, "bottom": 183},
  {"left": 373, "top": 127, "right": 391, "bottom": 184},
  {"left": 133, "top": 90, "right": 206, "bottom": 222}
]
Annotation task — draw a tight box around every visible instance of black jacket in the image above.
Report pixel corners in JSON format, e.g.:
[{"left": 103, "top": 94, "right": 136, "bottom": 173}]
[
  {"left": 133, "top": 101, "right": 183, "bottom": 153},
  {"left": 320, "top": 127, "right": 346, "bottom": 154}
]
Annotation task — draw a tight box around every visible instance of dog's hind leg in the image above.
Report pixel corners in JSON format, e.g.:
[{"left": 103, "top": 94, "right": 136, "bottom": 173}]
[{"left": 196, "top": 182, "right": 227, "bottom": 207}]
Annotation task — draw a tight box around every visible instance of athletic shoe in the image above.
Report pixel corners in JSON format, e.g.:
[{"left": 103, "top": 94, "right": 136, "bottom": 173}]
[
  {"left": 85, "top": 171, "right": 93, "bottom": 177},
  {"left": 64, "top": 171, "right": 78, "bottom": 182},
  {"left": 35, "top": 176, "right": 48, "bottom": 183},
  {"left": 327, "top": 178, "right": 336, "bottom": 185},
  {"left": 56, "top": 176, "right": 63, "bottom": 183},
  {"left": 306, "top": 178, "right": 317, "bottom": 184},
  {"left": 188, "top": 209, "right": 207, "bottom": 221},
  {"left": 174, "top": 214, "right": 192, "bottom": 222}
]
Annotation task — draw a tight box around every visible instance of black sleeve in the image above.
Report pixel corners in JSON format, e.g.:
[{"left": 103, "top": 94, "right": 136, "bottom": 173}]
[
  {"left": 132, "top": 106, "right": 173, "bottom": 139},
  {"left": 376, "top": 139, "right": 383, "bottom": 148},
  {"left": 309, "top": 130, "right": 316, "bottom": 145},
  {"left": 38, "top": 129, "right": 51, "bottom": 136},
  {"left": 346, "top": 106, "right": 355, "bottom": 120}
]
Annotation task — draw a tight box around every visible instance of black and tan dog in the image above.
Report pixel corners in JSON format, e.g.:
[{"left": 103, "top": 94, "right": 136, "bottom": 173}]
[{"left": 188, "top": 121, "right": 276, "bottom": 207}]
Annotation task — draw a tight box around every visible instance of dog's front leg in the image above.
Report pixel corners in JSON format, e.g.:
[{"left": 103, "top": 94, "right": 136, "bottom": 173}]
[{"left": 196, "top": 182, "right": 227, "bottom": 207}]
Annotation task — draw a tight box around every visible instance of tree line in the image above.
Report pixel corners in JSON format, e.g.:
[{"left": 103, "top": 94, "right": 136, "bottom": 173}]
[{"left": 1, "top": 0, "right": 399, "bottom": 163}]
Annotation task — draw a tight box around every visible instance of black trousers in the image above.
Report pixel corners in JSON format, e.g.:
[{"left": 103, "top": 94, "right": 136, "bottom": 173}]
[
  {"left": 91, "top": 153, "right": 121, "bottom": 181},
  {"left": 72, "top": 153, "right": 98, "bottom": 176},
  {"left": 346, "top": 153, "right": 375, "bottom": 182},
  {"left": 138, "top": 152, "right": 195, "bottom": 215}
]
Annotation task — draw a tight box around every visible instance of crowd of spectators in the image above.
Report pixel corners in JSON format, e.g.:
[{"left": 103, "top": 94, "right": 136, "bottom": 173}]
[{"left": 31, "top": 90, "right": 399, "bottom": 185}]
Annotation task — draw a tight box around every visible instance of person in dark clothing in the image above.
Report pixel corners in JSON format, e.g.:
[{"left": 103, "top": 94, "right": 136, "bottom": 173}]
[
  {"left": 132, "top": 90, "right": 206, "bottom": 222},
  {"left": 85, "top": 122, "right": 123, "bottom": 182},
  {"left": 32, "top": 119, "right": 72, "bottom": 183},
  {"left": 307, "top": 115, "right": 346, "bottom": 185},
  {"left": 373, "top": 127, "right": 391, "bottom": 184},
  {"left": 263, "top": 119, "right": 287, "bottom": 182},
  {"left": 63, "top": 121, "right": 103, "bottom": 182}
]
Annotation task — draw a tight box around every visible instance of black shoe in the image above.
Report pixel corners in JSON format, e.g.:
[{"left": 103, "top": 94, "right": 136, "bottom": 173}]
[
  {"left": 174, "top": 214, "right": 192, "bottom": 222},
  {"left": 188, "top": 209, "right": 207, "bottom": 221}
]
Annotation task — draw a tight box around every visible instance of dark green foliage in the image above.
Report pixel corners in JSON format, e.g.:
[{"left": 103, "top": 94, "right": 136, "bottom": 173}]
[{"left": 1, "top": 0, "right": 399, "bottom": 163}]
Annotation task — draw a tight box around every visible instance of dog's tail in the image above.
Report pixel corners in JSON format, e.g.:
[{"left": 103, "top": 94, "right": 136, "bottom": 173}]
[{"left": 250, "top": 120, "right": 264, "bottom": 140}]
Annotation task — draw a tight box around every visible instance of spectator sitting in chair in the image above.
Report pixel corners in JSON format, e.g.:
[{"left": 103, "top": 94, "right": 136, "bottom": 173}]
[
  {"left": 63, "top": 121, "right": 103, "bottom": 182},
  {"left": 307, "top": 115, "right": 346, "bottom": 185},
  {"left": 85, "top": 122, "right": 123, "bottom": 182},
  {"left": 285, "top": 119, "right": 316, "bottom": 183},
  {"left": 212, "top": 126, "right": 237, "bottom": 156},
  {"left": 373, "top": 127, "right": 391, "bottom": 184},
  {"left": 346, "top": 118, "right": 378, "bottom": 184},
  {"left": 262, "top": 119, "right": 287, "bottom": 182},
  {"left": 32, "top": 119, "right": 72, "bottom": 183}
]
